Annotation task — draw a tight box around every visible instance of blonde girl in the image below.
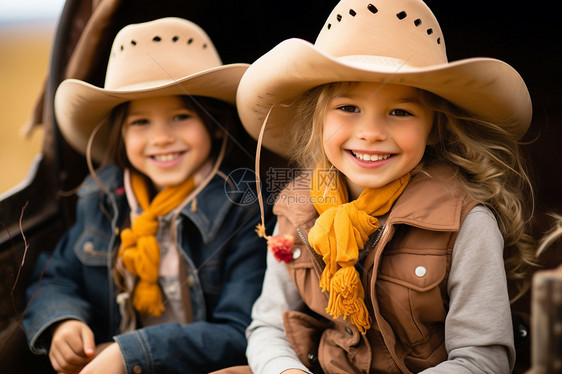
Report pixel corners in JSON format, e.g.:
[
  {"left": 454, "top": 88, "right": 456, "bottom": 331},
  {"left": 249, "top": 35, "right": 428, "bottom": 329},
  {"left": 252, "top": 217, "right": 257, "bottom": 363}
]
[
  {"left": 223, "top": 0, "right": 537, "bottom": 373},
  {"left": 22, "top": 18, "right": 271, "bottom": 374}
]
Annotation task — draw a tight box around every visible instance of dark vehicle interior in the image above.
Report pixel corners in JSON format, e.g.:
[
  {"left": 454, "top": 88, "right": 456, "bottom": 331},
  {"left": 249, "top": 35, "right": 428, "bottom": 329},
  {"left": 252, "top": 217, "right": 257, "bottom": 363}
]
[{"left": 0, "top": 1, "right": 560, "bottom": 373}]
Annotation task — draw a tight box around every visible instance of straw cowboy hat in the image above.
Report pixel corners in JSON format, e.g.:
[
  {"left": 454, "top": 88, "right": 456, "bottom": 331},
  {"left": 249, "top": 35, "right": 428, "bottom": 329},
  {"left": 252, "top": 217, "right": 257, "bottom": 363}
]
[
  {"left": 236, "top": 0, "right": 532, "bottom": 158},
  {"left": 55, "top": 17, "right": 249, "bottom": 161}
]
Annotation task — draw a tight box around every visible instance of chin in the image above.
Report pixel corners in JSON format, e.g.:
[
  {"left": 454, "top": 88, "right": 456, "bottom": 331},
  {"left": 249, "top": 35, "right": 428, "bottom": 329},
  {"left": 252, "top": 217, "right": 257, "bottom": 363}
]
[
  {"left": 153, "top": 177, "right": 187, "bottom": 189},
  {"left": 350, "top": 177, "right": 387, "bottom": 190}
]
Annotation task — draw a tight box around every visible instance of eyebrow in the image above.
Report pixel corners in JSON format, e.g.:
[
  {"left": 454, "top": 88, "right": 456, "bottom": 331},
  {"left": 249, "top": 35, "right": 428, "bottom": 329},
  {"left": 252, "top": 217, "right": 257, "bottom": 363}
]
[{"left": 395, "top": 97, "right": 423, "bottom": 104}]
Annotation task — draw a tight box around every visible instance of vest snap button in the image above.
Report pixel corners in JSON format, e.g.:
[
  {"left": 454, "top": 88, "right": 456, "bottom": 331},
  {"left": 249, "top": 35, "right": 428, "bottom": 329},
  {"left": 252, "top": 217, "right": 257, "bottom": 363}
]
[
  {"left": 292, "top": 248, "right": 302, "bottom": 259},
  {"left": 415, "top": 266, "right": 427, "bottom": 277},
  {"left": 133, "top": 365, "right": 142, "bottom": 373}
]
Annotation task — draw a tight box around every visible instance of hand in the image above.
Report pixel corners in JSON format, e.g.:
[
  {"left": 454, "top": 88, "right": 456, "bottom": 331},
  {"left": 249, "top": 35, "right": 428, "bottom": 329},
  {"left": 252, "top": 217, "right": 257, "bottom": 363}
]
[
  {"left": 79, "top": 343, "right": 126, "bottom": 374},
  {"left": 281, "top": 370, "right": 309, "bottom": 374},
  {"left": 49, "top": 320, "right": 95, "bottom": 374}
]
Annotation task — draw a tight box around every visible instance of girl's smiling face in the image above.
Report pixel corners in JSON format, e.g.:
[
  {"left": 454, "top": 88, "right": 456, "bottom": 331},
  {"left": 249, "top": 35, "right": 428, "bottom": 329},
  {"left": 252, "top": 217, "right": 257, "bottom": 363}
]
[
  {"left": 122, "top": 95, "right": 212, "bottom": 191},
  {"left": 323, "top": 82, "right": 433, "bottom": 199}
]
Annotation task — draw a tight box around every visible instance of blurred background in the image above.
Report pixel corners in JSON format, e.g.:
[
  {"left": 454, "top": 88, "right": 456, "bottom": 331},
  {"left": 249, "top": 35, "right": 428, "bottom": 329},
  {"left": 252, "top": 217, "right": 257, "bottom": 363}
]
[{"left": 0, "top": 0, "right": 64, "bottom": 194}]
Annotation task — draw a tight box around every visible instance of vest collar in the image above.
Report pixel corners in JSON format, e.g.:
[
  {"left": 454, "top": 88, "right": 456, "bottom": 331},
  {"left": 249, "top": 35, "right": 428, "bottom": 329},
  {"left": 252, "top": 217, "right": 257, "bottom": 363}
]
[
  {"left": 274, "top": 163, "right": 469, "bottom": 234},
  {"left": 387, "top": 163, "right": 468, "bottom": 232}
]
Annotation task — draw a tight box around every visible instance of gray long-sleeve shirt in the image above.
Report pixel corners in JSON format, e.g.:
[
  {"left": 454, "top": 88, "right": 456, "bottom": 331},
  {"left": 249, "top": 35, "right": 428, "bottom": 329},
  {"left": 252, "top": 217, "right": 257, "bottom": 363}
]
[{"left": 246, "top": 205, "right": 515, "bottom": 373}]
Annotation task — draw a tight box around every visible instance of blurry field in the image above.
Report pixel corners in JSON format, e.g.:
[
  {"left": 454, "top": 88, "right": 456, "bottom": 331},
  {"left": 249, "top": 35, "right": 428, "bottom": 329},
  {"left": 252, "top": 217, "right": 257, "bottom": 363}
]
[{"left": 0, "top": 21, "right": 54, "bottom": 194}]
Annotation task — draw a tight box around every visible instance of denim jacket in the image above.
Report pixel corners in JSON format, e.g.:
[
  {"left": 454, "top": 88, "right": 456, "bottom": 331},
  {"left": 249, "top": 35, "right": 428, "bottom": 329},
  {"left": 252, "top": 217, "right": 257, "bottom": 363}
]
[{"left": 22, "top": 164, "right": 273, "bottom": 374}]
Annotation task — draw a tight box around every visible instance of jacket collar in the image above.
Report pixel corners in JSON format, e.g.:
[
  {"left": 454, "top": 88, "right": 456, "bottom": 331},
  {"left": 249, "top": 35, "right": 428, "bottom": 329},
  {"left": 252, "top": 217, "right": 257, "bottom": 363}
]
[
  {"left": 79, "top": 164, "right": 239, "bottom": 244},
  {"left": 78, "top": 164, "right": 125, "bottom": 197},
  {"left": 178, "top": 170, "right": 236, "bottom": 244}
]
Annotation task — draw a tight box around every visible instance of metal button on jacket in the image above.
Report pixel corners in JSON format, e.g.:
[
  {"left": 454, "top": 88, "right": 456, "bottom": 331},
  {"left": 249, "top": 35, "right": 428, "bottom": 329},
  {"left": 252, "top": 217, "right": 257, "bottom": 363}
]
[
  {"left": 292, "top": 248, "right": 302, "bottom": 259},
  {"left": 83, "top": 241, "right": 95, "bottom": 254},
  {"left": 415, "top": 266, "right": 427, "bottom": 277}
]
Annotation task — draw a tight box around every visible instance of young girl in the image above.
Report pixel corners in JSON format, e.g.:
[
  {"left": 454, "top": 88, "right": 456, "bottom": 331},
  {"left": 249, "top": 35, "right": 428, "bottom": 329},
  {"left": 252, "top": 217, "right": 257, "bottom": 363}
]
[
  {"left": 229, "top": 0, "right": 537, "bottom": 372},
  {"left": 22, "top": 17, "right": 272, "bottom": 374}
]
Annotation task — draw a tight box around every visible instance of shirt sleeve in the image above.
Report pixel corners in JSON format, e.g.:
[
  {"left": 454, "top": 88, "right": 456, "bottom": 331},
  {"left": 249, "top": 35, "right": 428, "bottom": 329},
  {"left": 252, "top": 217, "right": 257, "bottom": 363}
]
[
  {"left": 246, "top": 224, "right": 312, "bottom": 374},
  {"left": 419, "top": 205, "right": 515, "bottom": 374}
]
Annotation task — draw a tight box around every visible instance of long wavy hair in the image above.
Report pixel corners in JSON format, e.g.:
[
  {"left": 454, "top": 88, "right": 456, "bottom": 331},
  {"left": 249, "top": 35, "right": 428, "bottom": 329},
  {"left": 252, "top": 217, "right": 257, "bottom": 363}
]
[
  {"left": 287, "top": 82, "right": 538, "bottom": 301},
  {"left": 537, "top": 214, "right": 562, "bottom": 256}
]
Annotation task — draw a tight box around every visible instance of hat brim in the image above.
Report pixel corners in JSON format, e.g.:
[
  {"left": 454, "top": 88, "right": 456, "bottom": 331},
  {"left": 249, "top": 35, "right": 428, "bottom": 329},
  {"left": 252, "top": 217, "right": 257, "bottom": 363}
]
[
  {"left": 55, "top": 63, "right": 249, "bottom": 160},
  {"left": 236, "top": 39, "right": 532, "bottom": 158}
]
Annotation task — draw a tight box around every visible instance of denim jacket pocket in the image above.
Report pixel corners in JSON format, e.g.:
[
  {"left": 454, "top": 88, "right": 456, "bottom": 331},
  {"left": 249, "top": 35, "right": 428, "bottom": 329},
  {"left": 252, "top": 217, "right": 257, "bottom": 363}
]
[
  {"left": 376, "top": 248, "right": 448, "bottom": 345},
  {"left": 74, "top": 227, "right": 112, "bottom": 266}
]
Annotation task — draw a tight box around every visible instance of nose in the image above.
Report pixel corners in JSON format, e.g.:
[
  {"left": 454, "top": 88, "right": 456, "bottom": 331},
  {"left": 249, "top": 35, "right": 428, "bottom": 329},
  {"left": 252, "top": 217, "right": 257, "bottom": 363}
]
[
  {"left": 150, "top": 121, "right": 175, "bottom": 146},
  {"left": 355, "top": 114, "right": 387, "bottom": 143}
]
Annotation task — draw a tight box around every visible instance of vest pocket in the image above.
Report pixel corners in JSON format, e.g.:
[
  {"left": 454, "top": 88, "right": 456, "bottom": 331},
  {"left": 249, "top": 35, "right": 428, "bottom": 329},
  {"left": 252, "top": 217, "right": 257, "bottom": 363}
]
[
  {"left": 285, "top": 245, "right": 328, "bottom": 312},
  {"left": 283, "top": 310, "right": 331, "bottom": 373},
  {"left": 376, "top": 248, "right": 448, "bottom": 345}
]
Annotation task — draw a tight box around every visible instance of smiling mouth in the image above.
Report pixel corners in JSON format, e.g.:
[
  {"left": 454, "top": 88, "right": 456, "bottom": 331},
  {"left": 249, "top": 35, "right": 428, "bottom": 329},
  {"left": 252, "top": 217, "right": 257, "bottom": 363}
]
[
  {"left": 350, "top": 151, "right": 391, "bottom": 162},
  {"left": 150, "top": 152, "right": 184, "bottom": 162}
]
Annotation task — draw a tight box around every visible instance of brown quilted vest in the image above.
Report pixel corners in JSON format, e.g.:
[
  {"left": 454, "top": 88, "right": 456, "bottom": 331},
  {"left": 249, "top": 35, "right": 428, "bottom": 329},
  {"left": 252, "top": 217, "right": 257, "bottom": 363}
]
[{"left": 274, "top": 164, "right": 478, "bottom": 373}]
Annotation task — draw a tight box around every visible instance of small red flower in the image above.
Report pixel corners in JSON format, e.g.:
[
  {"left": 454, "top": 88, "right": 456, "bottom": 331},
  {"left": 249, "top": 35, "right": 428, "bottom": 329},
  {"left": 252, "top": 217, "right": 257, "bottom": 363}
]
[
  {"left": 255, "top": 224, "right": 295, "bottom": 262},
  {"left": 268, "top": 234, "right": 295, "bottom": 263}
]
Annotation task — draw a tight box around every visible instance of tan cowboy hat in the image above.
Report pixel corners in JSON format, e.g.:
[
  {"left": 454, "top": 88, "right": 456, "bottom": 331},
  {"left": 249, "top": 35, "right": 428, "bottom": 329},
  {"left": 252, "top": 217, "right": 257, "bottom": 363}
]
[
  {"left": 236, "top": 0, "right": 532, "bottom": 158},
  {"left": 55, "top": 17, "right": 249, "bottom": 161}
]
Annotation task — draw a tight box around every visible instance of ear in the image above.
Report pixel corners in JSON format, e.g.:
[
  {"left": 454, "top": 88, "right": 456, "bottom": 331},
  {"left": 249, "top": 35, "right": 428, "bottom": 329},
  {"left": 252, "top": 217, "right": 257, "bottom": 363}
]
[{"left": 213, "top": 130, "right": 224, "bottom": 138}]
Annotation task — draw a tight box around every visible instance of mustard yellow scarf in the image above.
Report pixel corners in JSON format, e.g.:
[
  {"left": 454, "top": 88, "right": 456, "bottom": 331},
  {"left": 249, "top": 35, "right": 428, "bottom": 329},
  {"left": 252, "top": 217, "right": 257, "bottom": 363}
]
[
  {"left": 308, "top": 168, "right": 410, "bottom": 334},
  {"left": 118, "top": 173, "right": 195, "bottom": 317}
]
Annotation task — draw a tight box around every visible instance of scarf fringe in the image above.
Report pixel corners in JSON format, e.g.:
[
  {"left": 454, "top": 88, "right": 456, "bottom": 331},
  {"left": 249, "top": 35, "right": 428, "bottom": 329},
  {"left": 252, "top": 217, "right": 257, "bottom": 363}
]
[{"left": 325, "top": 266, "right": 370, "bottom": 334}]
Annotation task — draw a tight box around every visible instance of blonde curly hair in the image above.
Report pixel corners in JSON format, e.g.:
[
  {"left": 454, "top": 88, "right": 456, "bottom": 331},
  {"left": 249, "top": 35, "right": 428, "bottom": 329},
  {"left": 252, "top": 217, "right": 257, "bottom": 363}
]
[
  {"left": 537, "top": 214, "right": 562, "bottom": 256},
  {"left": 287, "top": 82, "right": 538, "bottom": 301}
]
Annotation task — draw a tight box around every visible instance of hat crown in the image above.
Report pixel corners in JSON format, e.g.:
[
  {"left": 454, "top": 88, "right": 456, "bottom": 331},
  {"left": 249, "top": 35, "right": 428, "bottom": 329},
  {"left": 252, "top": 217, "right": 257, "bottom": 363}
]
[
  {"left": 315, "top": 0, "right": 447, "bottom": 67},
  {"left": 104, "top": 17, "right": 222, "bottom": 90}
]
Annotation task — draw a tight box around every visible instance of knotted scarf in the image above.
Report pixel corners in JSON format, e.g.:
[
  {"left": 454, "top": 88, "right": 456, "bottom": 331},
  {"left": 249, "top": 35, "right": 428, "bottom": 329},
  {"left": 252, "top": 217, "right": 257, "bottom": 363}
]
[
  {"left": 308, "top": 168, "right": 410, "bottom": 334},
  {"left": 118, "top": 173, "right": 195, "bottom": 316}
]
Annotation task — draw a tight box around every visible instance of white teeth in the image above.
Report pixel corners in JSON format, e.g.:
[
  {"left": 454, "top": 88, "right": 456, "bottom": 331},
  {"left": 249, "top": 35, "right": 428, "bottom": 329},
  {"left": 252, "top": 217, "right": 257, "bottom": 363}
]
[
  {"left": 153, "top": 153, "right": 180, "bottom": 162},
  {"left": 353, "top": 152, "right": 390, "bottom": 161}
]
